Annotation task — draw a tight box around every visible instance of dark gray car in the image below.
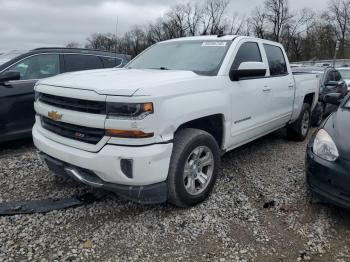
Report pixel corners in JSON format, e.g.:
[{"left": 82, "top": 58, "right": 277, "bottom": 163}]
[
  {"left": 0, "top": 48, "right": 130, "bottom": 142},
  {"left": 293, "top": 67, "right": 348, "bottom": 126}
]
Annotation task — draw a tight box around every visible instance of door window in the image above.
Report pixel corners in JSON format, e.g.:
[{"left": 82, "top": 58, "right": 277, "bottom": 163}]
[
  {"left": 2, "top": 54, "right": 60, "bottom": 80},
  {"left": 263, "top": 44, "right": 288, "bottom": 76},
  {"left": 231, "top": 42, "right": 262, "bottom": 70},
  {"left": 64, "top": 54, "right": 103, "bottom": 72}
]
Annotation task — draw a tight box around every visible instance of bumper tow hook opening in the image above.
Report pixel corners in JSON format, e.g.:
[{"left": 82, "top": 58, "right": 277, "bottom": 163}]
[{"left": 0, "top": 190, "right": 111, "bottom": 216}]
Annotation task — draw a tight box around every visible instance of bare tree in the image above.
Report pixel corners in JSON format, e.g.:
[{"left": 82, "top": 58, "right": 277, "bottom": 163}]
[
  {"left": 249, "top": 7, "right": 268, "bottom": 38},
  {"left": 264, "top": 0, "right": 292, "bottom": 42},
  {"left": 183, "top": 3, "right": 203, "bottom": 36},
  {"left": 119, "top": 26, "right": 150, "bottom": 57},
  {"left": 165, "top": 5, "right": 188, "bottom": 38},
  {"left": 227, "top": 14, "right": 249, "bottom": 35},
  {"left": 323, "top": 0, "right": 350, "bottom": 58},
  {"left": 282, "top": 8, "right": 315, "bottom": 60},
  {"left": 201, "top": 0, "right": 230, "bottom": 35},
  {"left": 66, "top": 42, "right": 80, "bottom": 48},
  {"left": 148, "top": 19, "right": 167, "bottom": 43},
  {"left": 80, "top": 0, "right": 350, "bottom": 60},
  {"left": 85, "top": 33, "right": 116, "bottom": 51}
]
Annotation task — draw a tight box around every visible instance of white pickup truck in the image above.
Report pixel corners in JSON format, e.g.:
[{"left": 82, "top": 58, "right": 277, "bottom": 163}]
[{"left": 33, "top": 35, "right": 319, "bottom": 207}]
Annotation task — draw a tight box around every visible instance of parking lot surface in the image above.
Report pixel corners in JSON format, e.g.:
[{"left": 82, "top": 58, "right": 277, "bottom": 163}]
[{"left": 1, "top": 130, "right": 350, "bottom": 261}]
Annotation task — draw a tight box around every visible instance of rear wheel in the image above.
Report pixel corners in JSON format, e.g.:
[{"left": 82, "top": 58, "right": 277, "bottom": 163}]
[
  {"left": 287, "top": 103, "right": 311, "bottom": 141},
  {"left": 167, "top": 128, "right": 220, "bottom": 208}
]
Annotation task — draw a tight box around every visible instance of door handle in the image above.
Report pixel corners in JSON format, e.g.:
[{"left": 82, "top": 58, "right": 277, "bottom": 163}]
[
  {"left": 262, "top": 86, "right": 272, "bottom": 92},
  {"left": 288, "top": 83, "right": 294, "bottom": 89}
]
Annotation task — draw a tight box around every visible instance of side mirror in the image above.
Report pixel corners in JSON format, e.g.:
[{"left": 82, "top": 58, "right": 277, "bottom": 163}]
[
  {"left": 323, "top": 93, "right": 342, "bottom": 105},
  {"left": 0, "top": 71, "right": 21, "bottom": 84},
  {"left": 230, "top": 62, "right": 267, "bottom": 81}
]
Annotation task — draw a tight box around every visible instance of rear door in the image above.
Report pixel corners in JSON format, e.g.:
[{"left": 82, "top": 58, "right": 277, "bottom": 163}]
[
  {"left": 63, "top": 54, "right": 104, "bottom": 72},
  {"left": 0, "top": 53, "right": 60, "bottom": 140},
  {"left": 262, "top": 43, "right": 294, "bottom": 128}
]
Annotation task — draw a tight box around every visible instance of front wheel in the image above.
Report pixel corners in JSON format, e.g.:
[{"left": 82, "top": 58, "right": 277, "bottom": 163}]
[
  {"left": 167, "top": 128, "right": 220, "bottom": 208},
  {"left": 287, "top": 103, "right": 311, "bottom": 141}
]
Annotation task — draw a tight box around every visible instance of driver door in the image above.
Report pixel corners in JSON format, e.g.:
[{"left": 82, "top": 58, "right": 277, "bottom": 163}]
[
  {"left": 229, "top": 41, "right": 271, "bottom": 147},
  {"left": 0, "top": 54, "right": 60, "bottom": 140}
]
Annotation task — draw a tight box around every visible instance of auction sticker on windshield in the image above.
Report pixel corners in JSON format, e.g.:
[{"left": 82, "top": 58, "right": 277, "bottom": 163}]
[{"left": 201, "top": 42, "right": 227, "bottom": 47}]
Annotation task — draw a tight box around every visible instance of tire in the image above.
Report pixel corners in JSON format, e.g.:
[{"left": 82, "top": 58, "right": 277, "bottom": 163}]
[
  {"left": 167, "top": 128, "right": 221, "bottom": 208},
  {"left": 287, "top": 103, "right": 311, "bottom": 141},
  {"left": 311, "top": 102, "right": 324, "bottom": 127}
]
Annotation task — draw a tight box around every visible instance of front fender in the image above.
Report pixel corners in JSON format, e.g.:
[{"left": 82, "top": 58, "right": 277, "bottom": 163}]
[{"left": 155, "top": 88, "right": 230, "bottom": 142}]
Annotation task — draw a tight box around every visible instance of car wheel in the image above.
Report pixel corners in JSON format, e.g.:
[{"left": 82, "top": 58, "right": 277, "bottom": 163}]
[
  {"left": 287, "top": 103, "right": 311, "bottom": 141},
  {"left": 311, "top": 102, "right": 324, "bottom": 127},
  {"left": 167, "top": 128, "right": 220, "bottom": 208}
]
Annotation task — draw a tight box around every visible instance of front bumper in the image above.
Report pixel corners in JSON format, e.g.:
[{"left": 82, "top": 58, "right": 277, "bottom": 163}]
[
  {"left": 33, "top": 125, "right": 173, "bottom": 203},
  {"left": 40, "top": 153, "right": 167, "bottom": 204},
  {"left": 306, "top": 146, "right": 350, "bottom": 209}
]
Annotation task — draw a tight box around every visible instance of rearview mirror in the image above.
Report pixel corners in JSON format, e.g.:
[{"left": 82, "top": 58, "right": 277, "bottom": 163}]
[
  {"left": 0, "top": 71, "right": 21, "bottom": 84},
  {"left": 230, "top": 62, "right": 267, "bottom": 81},
  {"left": 323, "top": 93, "right": 343, "bottom": 106}
]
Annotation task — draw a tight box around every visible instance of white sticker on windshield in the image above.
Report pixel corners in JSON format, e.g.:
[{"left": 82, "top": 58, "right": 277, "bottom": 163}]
[{"left": 201, "top": 42, "right": 227, "bottom": 47}]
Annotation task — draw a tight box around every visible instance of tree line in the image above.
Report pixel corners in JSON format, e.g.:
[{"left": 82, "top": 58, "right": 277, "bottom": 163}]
[{"left": 66, "top": 0, "right": 350, "bottom": 62}]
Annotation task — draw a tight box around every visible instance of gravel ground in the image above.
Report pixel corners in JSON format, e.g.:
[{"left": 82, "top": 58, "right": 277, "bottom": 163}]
[{"left": 1, "top": 130, "right": 350, "bottom": 261}]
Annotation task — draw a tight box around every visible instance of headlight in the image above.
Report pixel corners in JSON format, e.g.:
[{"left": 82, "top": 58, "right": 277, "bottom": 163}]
[
  {"left": 106, "top": 102, "right": 153, "bottom": 120},
  {"left": 313, "top": 129, "right": 339, "bottom": 161}
]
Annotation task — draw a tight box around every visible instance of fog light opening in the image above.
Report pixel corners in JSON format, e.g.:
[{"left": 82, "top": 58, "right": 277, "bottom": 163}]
[{"left": 121, "top": 159, "right": 133, "bottom": 179}]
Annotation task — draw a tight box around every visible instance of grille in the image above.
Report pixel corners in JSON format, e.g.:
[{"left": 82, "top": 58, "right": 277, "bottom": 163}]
[
  {"left": 39, "top": 93, "right": 106, "bottom": 114},
  {"left": 41, "top": 117, "right": 105, "bottom": 144}
]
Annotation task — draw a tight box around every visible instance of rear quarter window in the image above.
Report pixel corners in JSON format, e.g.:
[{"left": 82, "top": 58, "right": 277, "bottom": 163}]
[
  {"left": 101, "top": 56, "right": 123, "bottom": 68},
  {"left": 64, "top": 54, "right": 104, "bottom": 72},
  {"left": 263, "top": 44, "right": 288, "bottom": 76}
]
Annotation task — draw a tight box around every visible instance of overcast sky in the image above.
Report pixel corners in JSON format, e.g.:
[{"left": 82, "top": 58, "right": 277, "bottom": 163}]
[{"left": 0, "top": 0, "right": 328, "bottom": 51}]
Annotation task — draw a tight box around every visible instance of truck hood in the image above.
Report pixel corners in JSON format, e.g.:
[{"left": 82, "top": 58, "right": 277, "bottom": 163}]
[{"left": 38, "top": 68, "right": 201, "bottom": 96}]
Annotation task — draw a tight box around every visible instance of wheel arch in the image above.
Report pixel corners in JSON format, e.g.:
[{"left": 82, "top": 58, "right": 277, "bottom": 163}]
[{"left": 175, "top": 114, "right": 225, "bottom": 149}]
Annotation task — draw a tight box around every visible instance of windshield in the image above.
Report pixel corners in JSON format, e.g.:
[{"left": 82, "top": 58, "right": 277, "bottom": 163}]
[
  {"left": 0, "top": 51, "right": 26, "bottom": 66},
  {"left": 338, "top": 69, "right": 350, "bottom": 80},
  {"left": 127, "top": 40, "right": 231, "bottom": 76}
]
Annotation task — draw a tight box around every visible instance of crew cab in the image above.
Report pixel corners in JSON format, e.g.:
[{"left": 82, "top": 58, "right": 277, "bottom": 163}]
[{"left": 33, "top": 36, "right": 319, "bottom": 207}]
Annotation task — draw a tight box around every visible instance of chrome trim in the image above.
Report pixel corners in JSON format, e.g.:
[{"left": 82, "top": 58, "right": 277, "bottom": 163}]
[{"left": 64, "top": 167, "right": 103, "bottom": 188}]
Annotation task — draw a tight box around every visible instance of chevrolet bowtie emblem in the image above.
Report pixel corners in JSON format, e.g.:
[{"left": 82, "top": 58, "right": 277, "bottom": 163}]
[{"left": 48, "top": 111, "right": 62, "bottom": 121}]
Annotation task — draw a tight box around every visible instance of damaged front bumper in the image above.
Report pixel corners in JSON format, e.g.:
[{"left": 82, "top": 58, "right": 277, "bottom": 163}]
[{"left": 40, "top": 153, "right": 167, "bottom": 204}]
